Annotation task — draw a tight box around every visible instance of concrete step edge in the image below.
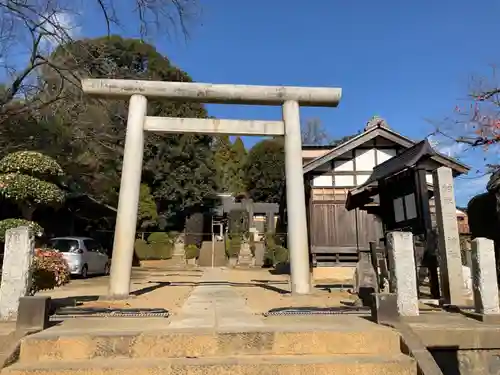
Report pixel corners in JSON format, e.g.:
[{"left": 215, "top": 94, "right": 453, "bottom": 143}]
[
  {"left": 19, "top": 331, "right": 402, "bottom": 361},
  {"left": 24, "top": 326, "right": 400, "bottom": 339},
  {"left": 6, "top": 354, "right": 416, "bottom": 371}
]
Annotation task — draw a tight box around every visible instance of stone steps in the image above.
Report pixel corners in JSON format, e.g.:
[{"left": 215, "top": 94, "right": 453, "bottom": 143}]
[
  {"left": 3, "top": 354, "right": 417, "bottom": 375},
  {"left": 17, "top": 326, "right": 403, "bottom": 361},
  {"left": 2, "top": 268, "right": 417, "bottom": 375}
]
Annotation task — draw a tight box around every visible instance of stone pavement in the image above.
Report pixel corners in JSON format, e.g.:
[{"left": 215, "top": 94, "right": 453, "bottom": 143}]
[{"left": 168, "top": 267, "right": 264, "bottom": 329}]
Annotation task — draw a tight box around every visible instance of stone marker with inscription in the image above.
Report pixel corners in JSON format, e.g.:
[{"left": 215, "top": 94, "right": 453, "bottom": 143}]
[
  {"left": 387, "top": 231, "right": 419, "bottom": 316},
  {"left": 0, "top": 227, "right": 35, "bottom": 321},
  {"left": 471, "top": 238, "right": 500, "bottom": 315},
  {"left": 432, "top": 166, "right": 465, "bottom": 306}
]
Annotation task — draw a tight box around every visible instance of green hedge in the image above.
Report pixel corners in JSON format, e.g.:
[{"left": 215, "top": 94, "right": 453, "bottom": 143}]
[
  {"left": 263, "top": 232, "right": 289, "bottom": 265},
  {"left": 134, "top": 232, "right": 174, "bottom": 260},
  {"left": 184, "top": 244, "right": 198, "bottom": 260}
]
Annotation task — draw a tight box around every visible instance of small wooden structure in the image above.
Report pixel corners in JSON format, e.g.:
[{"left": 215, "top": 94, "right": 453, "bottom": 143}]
[
  {"left": 301, "top": 117, "right": 469, "bottom": 269},
  {"left": 346, "top": 140, "right": 470, "bottom": 298}
]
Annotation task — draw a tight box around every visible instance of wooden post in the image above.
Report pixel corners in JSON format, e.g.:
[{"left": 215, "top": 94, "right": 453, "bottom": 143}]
[
  {"left": 412, "top": 167, "right": 440, "bottom": 299},
  {"left": 369, "top": 241, "right": 380, "bottom": 292}
]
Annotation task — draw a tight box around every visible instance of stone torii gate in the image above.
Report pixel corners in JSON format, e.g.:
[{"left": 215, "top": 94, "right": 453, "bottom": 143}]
[{"left": 81, "top": 79, "right": 342, "bottom": 298}]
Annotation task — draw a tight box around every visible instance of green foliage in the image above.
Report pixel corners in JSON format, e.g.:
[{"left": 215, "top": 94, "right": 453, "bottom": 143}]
[
  {"left": 0, "top": 151, "right": 63, "bottom": 180},
  {"left": 31, "top": 249, "right": 71, "bottom": 295},
  {"left": 0, "top": 151, "right": 65, "bottom": 220},
  {"left": 213, "top": 135, "right": 234, "bottom": 193},
  {"left": 227, "top": 209, "right": 249, "bottom": 238},
  {"left": 0, "top": 219, "right": 44, "bottom": 242},
  {"left": 273, "top": 246, "right": 289, "bottom": 264},
  {"left": 147, "top": 232, "right": 173, "bottom": 245},
  {"left": 0, "top": 174, "right": 65, "bottom": 206},
  {"left": 245, "top": 139, "right": 285, "bottom": 203},
  {"left": 4, "top": 36, "right": 218, "bottom": 219},
  {"left": 213, "top": 136, "right": 247, "bottom": 194},
  {"left": 263, "top": 232, "right": 289, "bottom": 265},
  {"left": 184, "top": 244, "right": 198, "bottom": 260},
  {"left": 147, "top": 231, "right": 174, "bottom": 259},
  {"left": 134, "top": 239, "right": 151, "bottom": 260},
  {"left": 226, "top": 209, "right": 248, "bottom": 258},
  {"left": 138, "top": 184, "right": 158, "bottom": 229},
  {"left": 230, "top": 137, "right": 247, "bottom": 194},
  {"left": 134, "top": 234, "right": 173, "bottom": 260},
  {"left": 185, "top": 212, "right": 204, "bottom": 247}
]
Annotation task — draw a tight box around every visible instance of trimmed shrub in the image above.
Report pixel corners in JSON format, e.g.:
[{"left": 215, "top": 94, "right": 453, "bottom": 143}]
[
  {"left": 273, "top": 246, "right": 289, "bottom": 264},
  {"left": 263, "top": 232, "right": 289, "bottom": 266},
  {"left": 31, "top": 249, "right": 71, "bottom": 294},
  {"left": 147, "top": 232, "right": 174, "bottom": 259},
  {"left": 0, "top": 219, "right": 43, "bottom": 242},
  {"left": 134, "top": 238, "right": 154, "bottom": 260},
  {"left": 185, "top": 244, "right": 198, "bottom": 260}
]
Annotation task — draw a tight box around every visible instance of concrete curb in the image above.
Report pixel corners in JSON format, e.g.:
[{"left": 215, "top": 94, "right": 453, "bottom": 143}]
[
  {"left": 0, "top": 329, "right": 34, "bottom": 370},
  {"left": 384, "top": 322, "right": 443, "bottom": 375}
]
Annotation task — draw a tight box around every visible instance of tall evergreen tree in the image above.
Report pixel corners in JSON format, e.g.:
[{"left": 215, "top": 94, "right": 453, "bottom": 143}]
[
  {"left": 245, "top": 138, "right": 285, "bottom": 203},
  {"left": 230, "top": 137, "right": 247, "bottom": 194},
  {"left": 1, "top": 36, "right": 217, "bottom": 225},
  {"left": 213, "top": 135, "right": 234, "bottom": 193}
]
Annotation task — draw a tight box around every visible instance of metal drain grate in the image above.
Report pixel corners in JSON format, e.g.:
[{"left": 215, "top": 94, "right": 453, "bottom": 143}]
[
  {"left": 50, "top": 308, "right": 169, "bottom": 320},
  {"left": 264, "top": 307, "right": 370, "bottom": 317}
]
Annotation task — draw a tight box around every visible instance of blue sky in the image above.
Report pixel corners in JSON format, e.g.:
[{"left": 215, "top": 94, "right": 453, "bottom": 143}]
[{"left": 15, "top": 1, "right": 500, "bottom": 205}]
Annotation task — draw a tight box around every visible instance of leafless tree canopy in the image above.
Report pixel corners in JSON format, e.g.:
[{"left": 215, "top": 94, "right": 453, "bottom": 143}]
[
  {"left": 301, "top": 118, "right": 331, "bottom": 145},
  {"left": 0, "top": 0, "right": 198, "bottom": 119},
  {"left": 431, "top": 66, "right": 500, "bottom": 172}
]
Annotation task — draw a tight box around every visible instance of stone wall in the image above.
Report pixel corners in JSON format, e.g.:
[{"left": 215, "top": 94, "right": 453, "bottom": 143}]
[{"left": 431, "top": 349, "right": 500, "bottom": 375}]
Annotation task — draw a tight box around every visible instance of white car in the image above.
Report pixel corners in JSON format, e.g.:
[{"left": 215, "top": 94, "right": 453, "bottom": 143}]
[{"left": 48, "top": 237, "right": 111, "bottom": 278}]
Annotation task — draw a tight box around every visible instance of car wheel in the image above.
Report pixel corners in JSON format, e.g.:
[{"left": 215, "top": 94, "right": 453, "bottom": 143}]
[
  {"left": 104, "top": 262, "right": 110, "bottom": 276},
  {"left": 81, "top": 265, "right": 88, "bottom": 279}
]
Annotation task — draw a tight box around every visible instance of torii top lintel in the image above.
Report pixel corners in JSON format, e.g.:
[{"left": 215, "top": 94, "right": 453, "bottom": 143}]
[{"left": 81, "top": 79, "right": 342, "bottom": 107}]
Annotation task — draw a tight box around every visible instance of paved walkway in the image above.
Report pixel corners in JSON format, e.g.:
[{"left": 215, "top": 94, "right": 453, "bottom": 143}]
[{"left": 168, "top": 268, "right": 264, "bottom": 329}]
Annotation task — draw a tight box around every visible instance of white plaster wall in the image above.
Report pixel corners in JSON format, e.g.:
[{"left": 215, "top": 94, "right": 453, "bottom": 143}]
[
  {"left": 355, "top": 149, "right": 376, "bottom": 171},
  {"left": 312, "top": 174, "right": 333, "bottom": 187}
]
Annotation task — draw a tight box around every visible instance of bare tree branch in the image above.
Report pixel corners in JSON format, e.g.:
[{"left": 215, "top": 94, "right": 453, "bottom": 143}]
[
  {"left": 0, "top": 0, "right": 199, "bottom": 121},
  {"left": 429, "top": 65, "right": 500, "bottom": 174}
]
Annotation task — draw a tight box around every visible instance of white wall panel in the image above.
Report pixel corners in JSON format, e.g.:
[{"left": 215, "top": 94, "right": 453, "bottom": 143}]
[
  {"left": 334, "top": 175, "right": 355, "bottom": 187},
  {"left": 354, "top": 149, "right": 376, "bottom": 171},
  {"left": 376, "top": 149, "right": 396, "bottom": 164},
  {"left": 333, "top": 159, "right": 354, "bottom": 171},
  {"left": 356, "top": 174, "right": 370, "bottom": 185},
  {"left": 312, "top": 175, "right": 333, "bottom": 187},
  {"left": 426, "top": 173, "right": 433, "bottom": 185}
]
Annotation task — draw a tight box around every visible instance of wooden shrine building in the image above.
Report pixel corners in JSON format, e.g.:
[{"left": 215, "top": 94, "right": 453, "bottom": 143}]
[{"left": 301, "top": 116, "right": 469, "bottom": 271}]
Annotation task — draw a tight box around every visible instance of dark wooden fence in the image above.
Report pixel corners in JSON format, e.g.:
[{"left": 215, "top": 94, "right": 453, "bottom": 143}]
[{"left": 309, "top": 201, "right": 383, "bottom": 266}]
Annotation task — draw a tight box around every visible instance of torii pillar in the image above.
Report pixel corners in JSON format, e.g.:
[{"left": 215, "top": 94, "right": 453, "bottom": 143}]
[{"left": 82, "top": 79, "right": 342, "bottom": 297}]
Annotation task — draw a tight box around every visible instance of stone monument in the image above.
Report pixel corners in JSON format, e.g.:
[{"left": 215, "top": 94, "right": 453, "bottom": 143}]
[
  {"left": 433, "top": 166, "right": 465, "bottom": 306},
  {"left": 0, "top": 226, "right": 35, "bottom": 320},
  {"left": 471, "top": 238, "right": 500, "bottom": 315},
  {"left": 387, "top": 231, "right": 419, "bottom": 316}
]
